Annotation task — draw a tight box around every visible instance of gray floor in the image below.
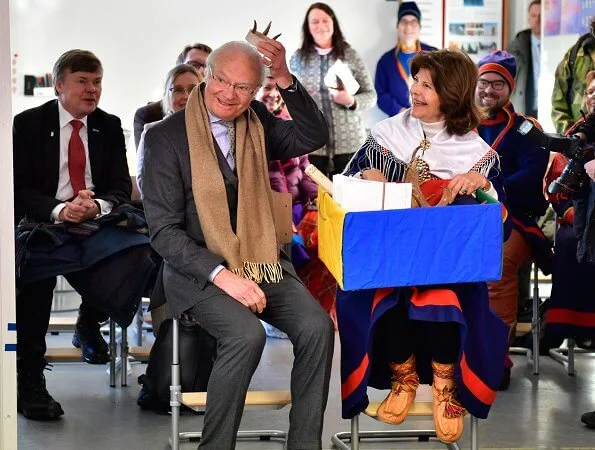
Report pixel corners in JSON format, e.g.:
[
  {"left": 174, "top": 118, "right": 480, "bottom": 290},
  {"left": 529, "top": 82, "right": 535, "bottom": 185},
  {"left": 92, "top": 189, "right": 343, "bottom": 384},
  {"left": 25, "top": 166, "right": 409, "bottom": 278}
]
[{"left": 16, "top": 325, "right": 595, "bottom": 450}]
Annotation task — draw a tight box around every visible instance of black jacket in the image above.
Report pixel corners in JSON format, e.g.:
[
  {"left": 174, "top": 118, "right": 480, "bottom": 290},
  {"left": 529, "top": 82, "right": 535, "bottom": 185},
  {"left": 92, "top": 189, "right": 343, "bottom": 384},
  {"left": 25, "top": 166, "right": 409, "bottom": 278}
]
[
  {"left": 133, "top": 101, "right": 165, "bottom": 149},
  {"left": 574, "top": 181, "right": 595, "bottom": 264},
  {"left": 13, "top": 100, "right": 131, "bottom": 224}
]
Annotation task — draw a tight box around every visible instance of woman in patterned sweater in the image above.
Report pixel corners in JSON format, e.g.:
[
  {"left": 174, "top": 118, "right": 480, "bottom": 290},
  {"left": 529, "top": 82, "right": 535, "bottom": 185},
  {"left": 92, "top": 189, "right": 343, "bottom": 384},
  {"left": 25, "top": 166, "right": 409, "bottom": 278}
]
[{"left": 290, "top": 2, "right": 376, "bottom": 177}]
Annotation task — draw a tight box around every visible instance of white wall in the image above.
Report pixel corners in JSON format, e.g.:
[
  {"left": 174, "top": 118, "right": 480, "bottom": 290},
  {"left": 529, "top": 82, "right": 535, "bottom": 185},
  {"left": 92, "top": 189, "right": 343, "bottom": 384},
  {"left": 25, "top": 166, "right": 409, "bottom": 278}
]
[
  {"left": 0, "top": 1, "right": 17, "bottom": 448},
  {"left": 9, "top": 0, "right": 542, "bottom": 135},
  {"left": 9, "top": 0, "right": 405, "bottom": 133},
  {"left": 506, "top": 0, "right": 529, "bottom": 45},
  {"left": 540, "top": 33, "right": 578, "bottom": 132}
]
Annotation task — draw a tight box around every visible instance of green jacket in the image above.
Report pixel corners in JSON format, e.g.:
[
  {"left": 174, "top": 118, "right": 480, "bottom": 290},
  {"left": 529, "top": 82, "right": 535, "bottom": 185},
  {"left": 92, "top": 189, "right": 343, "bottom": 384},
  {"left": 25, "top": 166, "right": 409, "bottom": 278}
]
[{"left": 551, "top": 34, "right": 595, "bottom": 134}]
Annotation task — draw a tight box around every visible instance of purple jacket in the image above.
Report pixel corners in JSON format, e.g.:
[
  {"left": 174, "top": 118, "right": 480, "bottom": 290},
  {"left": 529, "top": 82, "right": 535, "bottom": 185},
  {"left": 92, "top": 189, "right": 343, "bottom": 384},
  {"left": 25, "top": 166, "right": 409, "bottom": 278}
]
[{"left": 269, "top": 155, "right": 318, "bottom": 205}]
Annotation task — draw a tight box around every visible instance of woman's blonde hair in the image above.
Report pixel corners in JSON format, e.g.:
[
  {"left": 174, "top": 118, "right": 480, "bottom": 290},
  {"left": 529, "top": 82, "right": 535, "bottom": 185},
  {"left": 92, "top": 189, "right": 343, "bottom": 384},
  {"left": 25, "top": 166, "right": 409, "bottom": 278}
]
[{"left": 162, "top": 64, "right": 201, "bottom": 115}]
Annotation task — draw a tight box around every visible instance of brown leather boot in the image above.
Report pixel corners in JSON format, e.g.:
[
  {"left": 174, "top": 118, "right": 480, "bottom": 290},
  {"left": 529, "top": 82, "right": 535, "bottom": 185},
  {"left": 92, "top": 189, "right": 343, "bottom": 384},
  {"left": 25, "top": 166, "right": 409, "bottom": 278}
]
[
  {"left": 432, "top": 361, "right": 465, "bottom": 443},
  {"left": 377, "top": 355, "right": 419, "bottom": 424}
]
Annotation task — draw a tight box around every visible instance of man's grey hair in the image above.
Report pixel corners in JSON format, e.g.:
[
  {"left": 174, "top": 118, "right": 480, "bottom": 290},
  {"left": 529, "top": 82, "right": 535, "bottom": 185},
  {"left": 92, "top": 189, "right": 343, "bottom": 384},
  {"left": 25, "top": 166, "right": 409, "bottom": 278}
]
[{"left": 205, "top": 41, "right": 265, "bottom": 87}]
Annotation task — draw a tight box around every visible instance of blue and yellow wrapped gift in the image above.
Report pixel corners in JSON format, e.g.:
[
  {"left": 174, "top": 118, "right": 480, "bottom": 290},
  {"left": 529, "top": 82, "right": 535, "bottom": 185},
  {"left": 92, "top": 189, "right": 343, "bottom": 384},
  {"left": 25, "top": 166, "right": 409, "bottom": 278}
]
[{"left": 318, "top": 189, "right": 503, "bottom": 291}]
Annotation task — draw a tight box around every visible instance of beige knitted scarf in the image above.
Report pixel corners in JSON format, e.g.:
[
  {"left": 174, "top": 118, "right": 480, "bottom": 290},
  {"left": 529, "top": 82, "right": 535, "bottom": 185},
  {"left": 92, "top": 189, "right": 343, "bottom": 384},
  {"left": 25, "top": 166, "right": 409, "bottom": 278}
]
[{"left": 185, "top": 83, "right": 282, "bottom": 283}]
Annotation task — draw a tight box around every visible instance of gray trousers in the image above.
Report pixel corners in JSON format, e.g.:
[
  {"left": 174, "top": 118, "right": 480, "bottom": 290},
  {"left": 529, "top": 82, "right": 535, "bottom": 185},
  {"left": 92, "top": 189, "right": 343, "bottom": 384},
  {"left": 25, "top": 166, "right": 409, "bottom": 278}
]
[{"left": 187, "top": 274, "right": 335, "bottom": 450}]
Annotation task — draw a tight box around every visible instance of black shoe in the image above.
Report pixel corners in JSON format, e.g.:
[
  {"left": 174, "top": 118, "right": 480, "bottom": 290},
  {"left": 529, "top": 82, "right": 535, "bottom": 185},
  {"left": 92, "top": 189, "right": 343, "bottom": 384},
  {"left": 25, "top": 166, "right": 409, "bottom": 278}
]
[
  {"left": 581, "top": 411, "right": 595, "bottom": 428},
  {"left": 72, "top": 321, "right": 110, "bottom": 365},
  {"left": 17, "top": 368, "right": 64, "bottom": 420}
]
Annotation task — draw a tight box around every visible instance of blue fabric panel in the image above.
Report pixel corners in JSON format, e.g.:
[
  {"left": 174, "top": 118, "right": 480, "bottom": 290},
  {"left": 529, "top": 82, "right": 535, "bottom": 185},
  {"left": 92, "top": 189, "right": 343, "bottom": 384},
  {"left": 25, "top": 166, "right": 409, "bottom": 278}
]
[{"left": 341, "top": 203, "right": 503, "bottom": 290}]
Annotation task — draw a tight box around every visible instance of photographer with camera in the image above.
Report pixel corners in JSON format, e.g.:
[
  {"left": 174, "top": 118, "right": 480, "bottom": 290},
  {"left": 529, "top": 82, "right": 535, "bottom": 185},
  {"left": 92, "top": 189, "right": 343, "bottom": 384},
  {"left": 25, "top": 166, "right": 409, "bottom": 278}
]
[
  {"left": 576, "top": 130, "right": 595, "bottom": 429},
  {"left": 475, "top": 51, "right": 553, "bottom": 390},
  {"left": 536, "top": 70, "right": 595, "bottom": 428}
]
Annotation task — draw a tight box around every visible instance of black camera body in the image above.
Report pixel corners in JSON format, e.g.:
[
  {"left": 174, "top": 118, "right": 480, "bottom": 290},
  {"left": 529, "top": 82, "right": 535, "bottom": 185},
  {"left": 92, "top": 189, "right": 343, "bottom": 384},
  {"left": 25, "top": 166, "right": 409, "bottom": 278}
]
[{"left": 518, "top": 119, "right": 595, "bottom": 196}]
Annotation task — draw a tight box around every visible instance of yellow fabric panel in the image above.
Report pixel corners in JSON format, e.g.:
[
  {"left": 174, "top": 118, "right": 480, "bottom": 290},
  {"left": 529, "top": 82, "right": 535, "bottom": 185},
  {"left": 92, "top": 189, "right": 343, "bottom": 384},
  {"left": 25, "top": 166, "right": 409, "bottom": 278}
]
[{"left": 318, "top": 188, "right": 346, "bottom": 290}]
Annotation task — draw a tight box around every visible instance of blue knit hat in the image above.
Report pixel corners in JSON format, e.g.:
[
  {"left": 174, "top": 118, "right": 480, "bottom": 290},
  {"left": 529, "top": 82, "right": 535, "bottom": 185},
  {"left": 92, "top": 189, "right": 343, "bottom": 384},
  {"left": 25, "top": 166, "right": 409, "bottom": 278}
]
[
  {"left": 478, "top": 50, "right": 517, "bottom": 91},
  {"left": 398, "top": 1, "right": 421, "bottom": 22}
]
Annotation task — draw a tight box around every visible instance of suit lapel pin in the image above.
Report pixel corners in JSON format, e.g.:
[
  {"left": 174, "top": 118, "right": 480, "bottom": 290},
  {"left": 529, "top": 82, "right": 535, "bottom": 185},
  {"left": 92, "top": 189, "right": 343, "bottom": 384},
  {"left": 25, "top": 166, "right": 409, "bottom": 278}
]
[
  {"left": 92, "top": 128, "right": 99, "bottom": 133},
  {"left": 50, "top": 131, "right": 54, "bottom": 137}
]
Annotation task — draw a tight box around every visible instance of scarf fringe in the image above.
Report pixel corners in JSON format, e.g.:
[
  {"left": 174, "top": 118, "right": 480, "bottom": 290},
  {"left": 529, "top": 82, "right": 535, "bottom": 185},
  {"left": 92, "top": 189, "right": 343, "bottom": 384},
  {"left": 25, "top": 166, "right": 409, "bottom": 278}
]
[
  {"left": 363, "top": 134, "right": 408, "bottom": 182},
  {"left": 232, "top": 261, "right": 283, "bottom": 284}
]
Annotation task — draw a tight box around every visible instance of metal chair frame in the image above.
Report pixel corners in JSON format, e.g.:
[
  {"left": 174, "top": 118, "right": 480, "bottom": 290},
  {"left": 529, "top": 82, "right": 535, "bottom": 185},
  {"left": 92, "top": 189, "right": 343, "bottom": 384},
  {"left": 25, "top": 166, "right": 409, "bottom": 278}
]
[
  {"left": 509, "top": 263, "right": 542, "bottom": 375},
  {"left": 330, "top": 406, "right": 479, "bottom": 450},
  {"left": 168, "top": 318, "right": 289, "bottom": 449}
]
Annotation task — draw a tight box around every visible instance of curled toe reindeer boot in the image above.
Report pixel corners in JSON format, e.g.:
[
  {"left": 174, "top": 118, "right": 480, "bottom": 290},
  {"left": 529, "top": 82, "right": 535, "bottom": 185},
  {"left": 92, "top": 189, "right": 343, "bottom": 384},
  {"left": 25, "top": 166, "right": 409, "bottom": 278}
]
[
  {"left": 377, "top": 355, "right": 419, "bottom": 425},
  {"left": 432, "top": 361, "right": 465, "bottom": 443}
]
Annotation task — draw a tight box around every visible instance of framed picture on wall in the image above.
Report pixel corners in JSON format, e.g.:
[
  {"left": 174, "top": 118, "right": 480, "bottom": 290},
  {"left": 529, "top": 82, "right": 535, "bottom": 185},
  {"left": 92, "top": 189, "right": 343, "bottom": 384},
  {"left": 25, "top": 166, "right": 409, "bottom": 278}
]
[
  {"left": 545, "top": 0, "right": 594, "bottom": 36},
  {"left": 417, "top": 0, "right": 445, "bottom": 49},
  {"left": 444, "top": 0, "right": 506, "bottom": 62}
]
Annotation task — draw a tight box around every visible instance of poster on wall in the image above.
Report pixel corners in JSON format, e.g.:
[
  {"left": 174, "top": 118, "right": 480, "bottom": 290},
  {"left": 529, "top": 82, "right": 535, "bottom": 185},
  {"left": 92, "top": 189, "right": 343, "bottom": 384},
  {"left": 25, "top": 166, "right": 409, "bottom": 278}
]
[
  {"left": 580, "top": 0, "right": 595, "bottom": 33},
  {"left": 546, "top": 0, "right": 595, "bottom": 36},
  {"left": 561, "top": 0, "right": 581, "bottom": 34},
  {"left": 544, "top": 0, "right": 561, "bottom": 36},
  {"left": 417, "top": 0, "right": 445, "bottom": 48},
  {"left": 444, "top": 0, "right": 504, "bottom": 62}
]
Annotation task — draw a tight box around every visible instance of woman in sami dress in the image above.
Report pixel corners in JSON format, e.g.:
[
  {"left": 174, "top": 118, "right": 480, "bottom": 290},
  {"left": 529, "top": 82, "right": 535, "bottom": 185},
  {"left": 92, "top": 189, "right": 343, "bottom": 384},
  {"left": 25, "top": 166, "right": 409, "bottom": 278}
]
[{"left": 338, "top": 49, "right": 510, "bottom": 443}]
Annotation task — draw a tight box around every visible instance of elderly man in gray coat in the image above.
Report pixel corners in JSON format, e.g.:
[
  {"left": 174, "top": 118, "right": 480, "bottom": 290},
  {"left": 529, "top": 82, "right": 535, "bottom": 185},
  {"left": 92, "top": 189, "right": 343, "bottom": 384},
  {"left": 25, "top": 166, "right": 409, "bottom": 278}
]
[{"left": 142, "top": 39, "right": 334, "bottom": 450}]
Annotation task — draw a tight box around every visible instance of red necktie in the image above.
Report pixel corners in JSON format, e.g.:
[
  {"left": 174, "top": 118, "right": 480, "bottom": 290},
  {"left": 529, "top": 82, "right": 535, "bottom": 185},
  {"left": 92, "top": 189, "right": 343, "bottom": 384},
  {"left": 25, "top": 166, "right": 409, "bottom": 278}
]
[{"left": 68, "top": 120, "right": 86, "bottom": 195}]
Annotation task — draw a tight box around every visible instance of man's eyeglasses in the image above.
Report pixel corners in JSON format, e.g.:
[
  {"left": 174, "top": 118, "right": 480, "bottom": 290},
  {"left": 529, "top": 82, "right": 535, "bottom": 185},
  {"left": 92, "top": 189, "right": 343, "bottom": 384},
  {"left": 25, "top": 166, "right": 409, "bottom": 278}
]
[
  {"left": 169, "top": 85, "right": 197, "bottom": 96},
  {"left": 477, "top": 79, "right": 507, "bottom": 91},
  {"left": 399, "top": 18, "right": 420, "bottom": 27},
  {"left": 186, "top": 60, "right": 206, "bottom": 71},
  {"left": 209, "top": 73, "right": 259, "bottom": 97},
  {"left": 585, "top": 89, "right": 595, "bottom": 97}
]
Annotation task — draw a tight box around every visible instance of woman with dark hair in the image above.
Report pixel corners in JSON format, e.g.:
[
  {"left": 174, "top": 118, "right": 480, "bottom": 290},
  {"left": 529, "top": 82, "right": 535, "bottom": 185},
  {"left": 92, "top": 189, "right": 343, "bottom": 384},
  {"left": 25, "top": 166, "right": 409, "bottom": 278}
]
[
  {"left": 290, "top": 2, "right": 376, "bottom": 177},
  {"left": 338, "top": 49, "right": 509, "bottom": 443}
]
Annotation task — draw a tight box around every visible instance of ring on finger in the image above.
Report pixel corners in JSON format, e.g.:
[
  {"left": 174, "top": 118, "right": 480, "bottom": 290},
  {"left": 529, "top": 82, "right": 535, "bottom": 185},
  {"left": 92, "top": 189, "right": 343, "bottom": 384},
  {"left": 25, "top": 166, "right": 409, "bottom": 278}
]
[{"left": 459, "top": 188, "right": 467, "bottom": 195}]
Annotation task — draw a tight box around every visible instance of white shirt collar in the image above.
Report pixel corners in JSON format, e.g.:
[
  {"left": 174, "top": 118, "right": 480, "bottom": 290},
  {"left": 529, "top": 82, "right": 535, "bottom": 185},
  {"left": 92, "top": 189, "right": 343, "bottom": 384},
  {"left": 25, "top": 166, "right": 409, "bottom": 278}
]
[
  {"left": 207, "top": 110, "right": 223, "bottom": 125},
  {"left": 58, "top": 101, "right": 89, "bottom": 129}
]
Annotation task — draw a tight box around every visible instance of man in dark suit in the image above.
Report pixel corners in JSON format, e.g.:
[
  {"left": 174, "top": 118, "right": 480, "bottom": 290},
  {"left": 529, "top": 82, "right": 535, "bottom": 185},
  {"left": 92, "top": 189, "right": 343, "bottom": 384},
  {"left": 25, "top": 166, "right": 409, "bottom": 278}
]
[
  {"left": 507, "top": 0, "right": 541, "bottom": 117},
  {"left": 142, "top": 40, "right": 333, "bottom": 450},
  {"left": 13, "top": 49, "right": 132, "bottom": 419},
  {"left": 132, "top": 42, "right": 212, "bottom": 149}
]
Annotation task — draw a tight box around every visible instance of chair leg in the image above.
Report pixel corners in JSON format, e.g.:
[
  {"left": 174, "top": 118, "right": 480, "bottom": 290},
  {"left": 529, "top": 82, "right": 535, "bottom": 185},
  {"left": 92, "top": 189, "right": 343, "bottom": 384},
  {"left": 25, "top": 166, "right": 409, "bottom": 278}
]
[
  {"left": 470, "top": 415, "right": 479, "bottom": 450},
  {"left": 121, "top": 323, "right": 128, "bottom": 387},
  {"left": 568, "top": 337, "right": 576, "bottom": 375},
  {"left": 531, "top": 263, "right": 540, "bottom": 375},
  {"left": 170, "top": 318, "right": 181, "bottom": 450},
  {"left": 351, "top": 415, "right": 359, "bottom": 450},
  {"left": 136, "top": 302, "right": 143, "bottom": 346},
  {"left": 109, "top": 320, "right": 117, "bottom": 387}
]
